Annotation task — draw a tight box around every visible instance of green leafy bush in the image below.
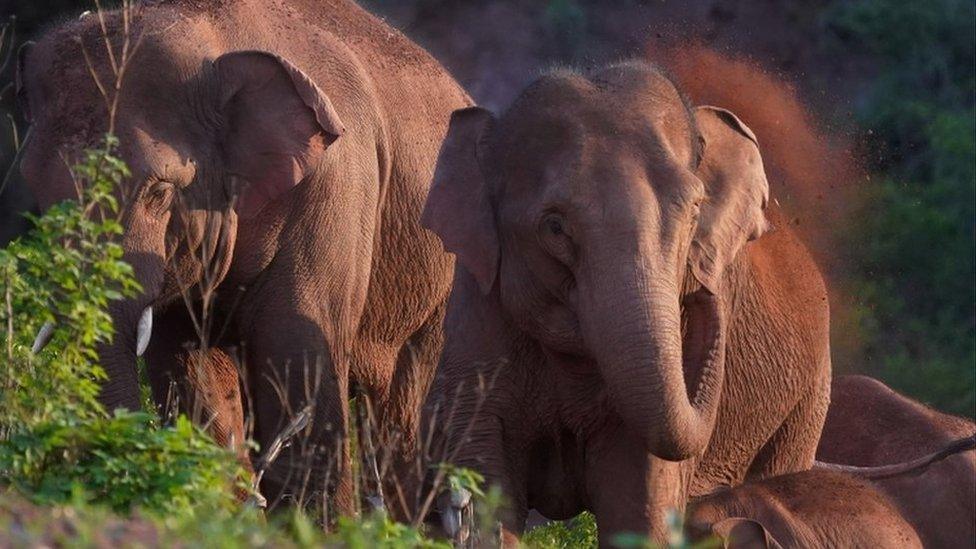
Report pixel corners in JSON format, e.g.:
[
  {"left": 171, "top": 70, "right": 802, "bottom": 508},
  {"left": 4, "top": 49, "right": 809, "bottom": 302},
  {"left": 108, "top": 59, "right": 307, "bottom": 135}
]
[
  {"left": 523, "top": 511, "right": 598, "bottom": 548},
  {"left": 0, "top": 135, "right": 242, "bottom": 516},
  {"left": 825, "top": 0, "right": 976, "bottom": 416}
]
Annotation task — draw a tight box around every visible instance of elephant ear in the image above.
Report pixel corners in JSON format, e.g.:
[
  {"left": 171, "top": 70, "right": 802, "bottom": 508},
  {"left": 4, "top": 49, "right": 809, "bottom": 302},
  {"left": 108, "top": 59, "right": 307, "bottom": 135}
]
[
  {"left": 713, "top": 517, "right": 783, "bottom": 549},
  {"left": 215, "top": 50, "right": 345, "bottom": 219},
  {"left": 421, "top": 107, "right": 499, "bottom": 294},
  {"left": 690, "top": 106, "right": 771, "bottom": 294}
]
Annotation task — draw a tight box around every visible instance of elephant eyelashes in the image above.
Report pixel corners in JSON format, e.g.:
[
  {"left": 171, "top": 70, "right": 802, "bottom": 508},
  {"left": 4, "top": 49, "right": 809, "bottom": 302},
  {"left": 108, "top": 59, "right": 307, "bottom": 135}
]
[
  {"left": 144, "top": 180, "right": 176, "bottom": 213},
  {"left": 539, "top": 213, "right": 576, "bottom": 265}
]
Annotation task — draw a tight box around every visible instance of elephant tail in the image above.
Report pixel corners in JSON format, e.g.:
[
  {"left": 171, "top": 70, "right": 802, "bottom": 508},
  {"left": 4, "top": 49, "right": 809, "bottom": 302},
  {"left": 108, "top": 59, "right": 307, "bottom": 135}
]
[{"left": 813, "top": 434, "right": 976, "bottom": 480}]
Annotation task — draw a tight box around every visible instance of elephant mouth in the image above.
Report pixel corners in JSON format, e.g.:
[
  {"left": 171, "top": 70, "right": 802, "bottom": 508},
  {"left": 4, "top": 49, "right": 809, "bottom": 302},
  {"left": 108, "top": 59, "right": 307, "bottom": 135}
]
[{"left": 681, "top": 289, "right": 726, "bottom": 415}]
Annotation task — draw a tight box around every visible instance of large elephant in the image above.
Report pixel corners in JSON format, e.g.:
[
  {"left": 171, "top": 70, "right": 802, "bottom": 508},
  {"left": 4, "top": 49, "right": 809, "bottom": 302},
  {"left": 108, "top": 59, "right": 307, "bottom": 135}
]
[
  {"left": 16, "top": 0, "right": 468, "bottom": 514},
  {"left": 816, "top": 375, "right": 976, "bottom": 548},
  {"left": 421, "top": 61, "right": 831, "bottom": 544}
]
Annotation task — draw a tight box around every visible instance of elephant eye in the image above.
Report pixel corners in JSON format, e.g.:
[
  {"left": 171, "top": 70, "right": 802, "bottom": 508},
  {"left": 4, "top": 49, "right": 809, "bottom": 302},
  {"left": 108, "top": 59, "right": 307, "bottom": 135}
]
[
  {"left": 546, "top": 217, "right": 564, "bottom": 236},
  {"left": 144, "top": 179, "right": 176, "bottom": 213},
  {"left": 539, "top": 213, "right": 576, "bottom": 265}
]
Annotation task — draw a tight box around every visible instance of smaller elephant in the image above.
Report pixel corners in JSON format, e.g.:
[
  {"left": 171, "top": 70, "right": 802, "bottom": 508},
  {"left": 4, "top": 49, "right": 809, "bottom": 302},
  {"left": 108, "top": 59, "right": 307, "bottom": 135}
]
[
  {"left": 686, "top": 469, "right": 922, "bottom": 549},
  {"left": 816, "top": 375, "right": 976, "bottom": 548}
]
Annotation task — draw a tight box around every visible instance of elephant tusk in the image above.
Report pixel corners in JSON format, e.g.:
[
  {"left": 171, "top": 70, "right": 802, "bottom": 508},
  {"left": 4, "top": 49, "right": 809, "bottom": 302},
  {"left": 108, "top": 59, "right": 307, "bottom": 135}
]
[
  {"left": 365, "top": 494, "right": 385, "bottom": 513},
  {"left": 450, "top": 487, "right": 472, "bottom": 508},
  {"left": 31, "top": 321, "right": 55, "bottom": 353},
  {"left": 135, "top": 306, "right": 153, "bottom": 357},
  {"left": 245, "top": 491, "right": 268, "bottom": 509},
  {"left": 442, "top": 507, "right": 462, "bottom": 538},
  {"left": 439, "top": 488, "right": 472, "bottom": 541}
]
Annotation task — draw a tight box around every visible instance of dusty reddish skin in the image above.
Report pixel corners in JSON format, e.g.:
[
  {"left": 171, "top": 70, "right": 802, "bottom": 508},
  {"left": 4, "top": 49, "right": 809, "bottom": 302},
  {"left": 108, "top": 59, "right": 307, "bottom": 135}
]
[
  {"left": 422, "top": 62, "right": 831, "bottom": 545},
  {"left": 17, "top": 0, "right": 469, "bottom": 515},
  {"left": 816, "top": 375, "right": 976, "bottom": 548},
  {"left": 686, "top": 468, "right": 922, "bottom": 548}
]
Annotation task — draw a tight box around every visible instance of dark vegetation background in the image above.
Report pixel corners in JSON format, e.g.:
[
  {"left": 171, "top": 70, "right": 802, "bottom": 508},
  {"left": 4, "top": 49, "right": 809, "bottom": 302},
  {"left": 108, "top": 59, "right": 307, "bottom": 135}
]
[{"left": 0, "top": 0, "right": 973, "bottom": 417}]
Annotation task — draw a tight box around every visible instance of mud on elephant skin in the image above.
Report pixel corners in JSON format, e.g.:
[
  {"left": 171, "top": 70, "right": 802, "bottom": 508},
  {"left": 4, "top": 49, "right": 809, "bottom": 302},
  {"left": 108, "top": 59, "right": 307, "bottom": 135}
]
[
  {"left": 816, "top": 375, "right": 976, "bottom": 548},
  {"left": 422, "top": 60, "right": 831, "bottom": 544},
  {"left": 16, "top": 0, "right": 469, "bottom": 516},
  {"left": 686, "top": 469, "right": 922, "bottom": 549}
]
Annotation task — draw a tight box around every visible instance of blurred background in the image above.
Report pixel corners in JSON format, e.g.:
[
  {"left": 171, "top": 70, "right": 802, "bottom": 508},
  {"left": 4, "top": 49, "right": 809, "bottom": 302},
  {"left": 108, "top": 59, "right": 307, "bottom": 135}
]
[{"left": 0, "top": 0, "right": 973, "bottom": 417}]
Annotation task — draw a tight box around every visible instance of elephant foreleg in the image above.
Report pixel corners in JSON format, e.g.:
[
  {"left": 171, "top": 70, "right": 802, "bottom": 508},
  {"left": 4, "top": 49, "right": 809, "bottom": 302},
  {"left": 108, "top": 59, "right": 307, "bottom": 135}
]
[
  {"left": 746, "top": 374, "right": 830, "bottom": 481},
  {"left": 244, "top": 308, "right": 354, "bottom": 517},
  {"left": 370, "top": 302, "right": 447, "bottom": 521}
]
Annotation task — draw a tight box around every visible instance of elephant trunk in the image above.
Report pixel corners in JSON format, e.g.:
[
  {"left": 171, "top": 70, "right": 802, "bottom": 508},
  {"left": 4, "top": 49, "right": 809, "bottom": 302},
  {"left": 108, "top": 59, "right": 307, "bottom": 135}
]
[
  {"left": 95, "top": 240, "right": 168, "bottom": 413},
  {"left": 96, "top": 299, "right": 149, "bottom": 412},
  {"left": 581, "top": 254, "right": 726, "bottom": 462}
]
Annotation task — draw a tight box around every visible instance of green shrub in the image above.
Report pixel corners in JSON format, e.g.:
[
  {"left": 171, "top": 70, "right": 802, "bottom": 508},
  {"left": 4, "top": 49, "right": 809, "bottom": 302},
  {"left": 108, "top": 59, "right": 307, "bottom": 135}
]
[
  {"left": 523, "top": 511, "right": 598, "bottom": 548},
  {"left": 0, "top": 135, "right": 242, "bottom": 516},
  {"left": 825, "top": 0, "right": 976, "bottom": 416}
]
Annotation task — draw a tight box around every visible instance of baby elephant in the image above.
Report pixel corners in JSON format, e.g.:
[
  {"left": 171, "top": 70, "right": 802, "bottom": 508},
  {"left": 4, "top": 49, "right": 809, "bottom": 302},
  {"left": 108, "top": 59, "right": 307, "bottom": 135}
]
[{"left": 686, "top": 469, "right": 922, "bottom": 549}]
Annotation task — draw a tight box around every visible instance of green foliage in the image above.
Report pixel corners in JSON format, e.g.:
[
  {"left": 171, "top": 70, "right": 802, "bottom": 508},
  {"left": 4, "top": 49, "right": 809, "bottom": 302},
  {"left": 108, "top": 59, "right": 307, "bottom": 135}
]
[
  {"left": 437, "top": 462, "right": 486, "bottom": 498},
  {"left": 0, "top": 135, "right": 241, "bottom": 522},
  {"left": 825, "top": 0, "right": 976, "bottom": 416},
  {"left": 523, "top": 511, "right": 598, "bottom": 549},
  {"left": 0, "top": 135, "right": 139, "bottom": 426},
  {"left": 0, "top": 412, "right": 239, "bottom": 514},
  {"left": 329, "top": 513, "right": 451, "bottom": 548}
]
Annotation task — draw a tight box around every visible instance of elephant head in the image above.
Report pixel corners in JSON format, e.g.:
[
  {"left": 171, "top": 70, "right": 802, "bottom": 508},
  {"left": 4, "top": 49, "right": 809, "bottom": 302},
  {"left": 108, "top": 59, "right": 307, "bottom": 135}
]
[
  {"left": 423, "top": 62, "right": 769, "bottom": 460},
  {"left": 16, "top": 15, "right": 343, "bottom": 410}
]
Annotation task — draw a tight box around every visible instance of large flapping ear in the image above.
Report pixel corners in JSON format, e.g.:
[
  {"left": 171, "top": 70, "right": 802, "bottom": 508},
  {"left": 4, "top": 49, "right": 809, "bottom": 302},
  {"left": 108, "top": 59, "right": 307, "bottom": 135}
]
[
  {"left": 713, "top": 517, "right": 782, "bottom": 549},
  {"left": 421, "top": 107, "right": 499, "bottom": 294},
  {"left": 214, "top": 50, "right": 345, "bottom": 219},
  {"left": 690, "top": 105, "right": 771, "bottom": 294}
]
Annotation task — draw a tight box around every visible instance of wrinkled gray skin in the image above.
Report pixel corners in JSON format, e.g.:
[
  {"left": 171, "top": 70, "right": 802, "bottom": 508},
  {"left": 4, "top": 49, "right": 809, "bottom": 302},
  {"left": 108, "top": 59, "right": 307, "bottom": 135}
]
[
  {"left": 422, "top": 61, "right": 831, "bottom": 544},
  {"left": 16, "top": 0, "right": 468, "bottom": 515}
]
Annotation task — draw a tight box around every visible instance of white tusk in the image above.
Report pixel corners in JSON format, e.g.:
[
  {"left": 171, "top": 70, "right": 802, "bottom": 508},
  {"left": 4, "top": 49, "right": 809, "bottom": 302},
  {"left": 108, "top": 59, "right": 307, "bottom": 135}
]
[
  {"left": 135, "top": 306, "right": 153, "bottom": 357},
  {"left": 245, "top": 491, "right": 268, "bottom": 509},
  {"left": 450, "top": 488, "right": 471, "bottom": 508},
  {"left": 31, "top": 321, "right": 55, "bottom": 353},
  {"left": 442, "top": 507, "right": 462, "bottom": 538},
  {"left": 365, "top": 494, "right": 385, "bottom": 513},
  {"left": 439, "top": 488, "right": 472, "bottom": 540}
]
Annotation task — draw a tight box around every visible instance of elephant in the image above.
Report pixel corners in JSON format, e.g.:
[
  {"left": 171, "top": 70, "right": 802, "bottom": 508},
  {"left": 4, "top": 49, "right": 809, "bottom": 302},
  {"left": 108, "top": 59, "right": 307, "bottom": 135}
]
[
  {"left": 816, "top": 375, "right": 976, "bottom": 548},
  {"left": 421, "top": 60, "right": 832, "bottom": 545},
  {"left": 685, "top": 469, "right": 923, "bottom": 549},
  {"left": 16, "top": 0, "right": 469, "bottom": 515}
]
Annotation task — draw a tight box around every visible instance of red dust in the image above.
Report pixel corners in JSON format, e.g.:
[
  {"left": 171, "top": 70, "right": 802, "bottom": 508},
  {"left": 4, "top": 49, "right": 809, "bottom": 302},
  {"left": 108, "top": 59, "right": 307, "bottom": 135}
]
[
  {"left": 649, "top": 43, "right": 861, "bottom": 253},
  {"left": 648, "top": 42, "right": 867, "bottom": 362}
]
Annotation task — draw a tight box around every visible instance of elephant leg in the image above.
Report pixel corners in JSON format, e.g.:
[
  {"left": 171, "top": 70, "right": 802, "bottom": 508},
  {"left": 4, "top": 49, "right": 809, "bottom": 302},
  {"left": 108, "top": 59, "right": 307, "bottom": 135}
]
[
  {"left": 747, "top": 375, "right": 830, "bottom": 480},
  {"left": 444, "top": 414, "right": 528, "bottom": 546},
  {"left": 585, "top": 421, "right": 695, "bottom": 546},
  {"left": 245, "top": 309, "right": 354, "bottom": 517},
  {"left": 144, "top": 305, "right": 249, "bottom": 468},
  {"left": 375, "top": 302, "right": 448, "bottom": 520}
]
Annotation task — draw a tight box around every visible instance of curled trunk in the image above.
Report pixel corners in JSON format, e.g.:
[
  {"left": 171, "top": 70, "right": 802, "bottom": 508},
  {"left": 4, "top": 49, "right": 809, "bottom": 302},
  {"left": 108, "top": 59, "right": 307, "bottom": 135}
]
[{"left": 582, "top": 257, "right": 727, "bottom": 461}]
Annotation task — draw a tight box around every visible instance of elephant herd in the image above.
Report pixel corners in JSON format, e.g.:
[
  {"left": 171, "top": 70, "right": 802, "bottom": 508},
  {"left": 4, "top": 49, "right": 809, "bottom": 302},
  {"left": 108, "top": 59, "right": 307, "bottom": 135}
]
[{"left": 10, "top": 0, "right": 975, "bottom": 547}]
